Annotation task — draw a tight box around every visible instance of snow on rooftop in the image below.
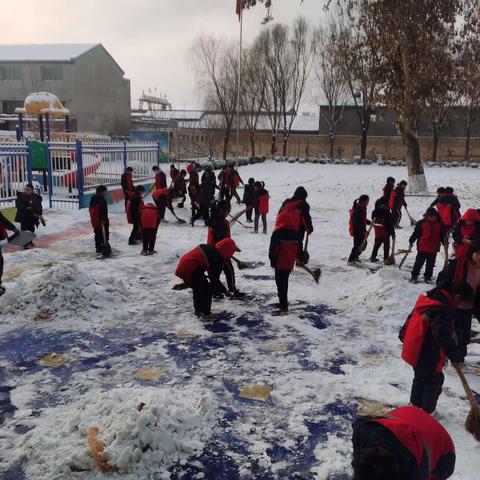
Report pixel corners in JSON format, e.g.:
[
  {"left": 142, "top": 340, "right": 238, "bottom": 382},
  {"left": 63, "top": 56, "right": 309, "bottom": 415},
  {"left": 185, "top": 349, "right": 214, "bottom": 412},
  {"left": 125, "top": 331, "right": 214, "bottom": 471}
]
[{"left": 0, "top": 44, "right": 99, "bottom": 62}]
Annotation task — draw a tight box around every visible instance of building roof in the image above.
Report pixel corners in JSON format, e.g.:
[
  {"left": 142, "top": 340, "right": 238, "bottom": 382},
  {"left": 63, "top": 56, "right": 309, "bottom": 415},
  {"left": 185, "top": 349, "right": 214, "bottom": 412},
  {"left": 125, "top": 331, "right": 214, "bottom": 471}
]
[{"left": 0, "top": 43, "right": 99, "bottom": 62}]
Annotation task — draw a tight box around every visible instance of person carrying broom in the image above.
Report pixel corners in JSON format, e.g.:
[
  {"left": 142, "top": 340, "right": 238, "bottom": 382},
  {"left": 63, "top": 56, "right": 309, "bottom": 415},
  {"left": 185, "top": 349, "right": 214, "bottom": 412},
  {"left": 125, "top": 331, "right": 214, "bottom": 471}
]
[
  {"left": 399, "top": 282, "right": 473, "bottom": 414},
  {"left": 370, "top": 197, "right": 395, "bottom": 264}
]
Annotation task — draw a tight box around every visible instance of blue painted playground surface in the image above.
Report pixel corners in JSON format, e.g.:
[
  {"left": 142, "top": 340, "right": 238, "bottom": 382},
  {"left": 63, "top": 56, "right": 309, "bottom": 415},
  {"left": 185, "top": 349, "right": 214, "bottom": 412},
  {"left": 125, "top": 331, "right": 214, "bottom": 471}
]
[{"left": 0, "top": 297, "right": 354, "bottom": 480}]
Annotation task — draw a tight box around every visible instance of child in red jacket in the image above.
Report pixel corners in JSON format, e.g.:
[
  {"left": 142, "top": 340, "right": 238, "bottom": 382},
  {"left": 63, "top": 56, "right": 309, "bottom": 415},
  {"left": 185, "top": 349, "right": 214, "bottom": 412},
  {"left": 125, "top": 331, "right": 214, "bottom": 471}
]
[
  {"left": 409, "top": 207, "right": 447, "bottom": 283},
  {"left": 348, "top": 195, "right": 370, "bottom": 265},
  {"left": 399, "top": 283, "right": 472, "bottom": 413},
  {"left": 253, "top": 181, "right": 269, "bottom": 234},
  {"left": 352, "top": 406, "right": 456, "bottom": 480},
  {"left": 141, "top": 203, "right": 159, "bottom": 255}
]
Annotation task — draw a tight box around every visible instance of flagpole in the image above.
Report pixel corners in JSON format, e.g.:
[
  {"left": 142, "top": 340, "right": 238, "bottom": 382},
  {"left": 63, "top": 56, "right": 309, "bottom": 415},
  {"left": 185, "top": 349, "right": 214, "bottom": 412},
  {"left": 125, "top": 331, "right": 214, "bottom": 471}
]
[{"left": 235, "top": 3, "right": 244, "bottom": 167}]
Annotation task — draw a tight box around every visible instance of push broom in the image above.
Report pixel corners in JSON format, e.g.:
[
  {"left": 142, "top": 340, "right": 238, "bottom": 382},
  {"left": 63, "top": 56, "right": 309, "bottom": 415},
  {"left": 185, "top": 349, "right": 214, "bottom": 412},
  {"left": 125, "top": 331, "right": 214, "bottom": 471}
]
[{"left": 453, "top": 363, "right": 480, "bottom": 441}]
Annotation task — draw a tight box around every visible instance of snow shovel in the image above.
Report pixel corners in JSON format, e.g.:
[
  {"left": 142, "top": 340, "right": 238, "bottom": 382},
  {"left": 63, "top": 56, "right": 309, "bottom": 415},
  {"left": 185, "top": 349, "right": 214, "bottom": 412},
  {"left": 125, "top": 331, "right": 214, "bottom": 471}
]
[
  {"left": 303, "top": 234, "right": 311, "bottom": 265},
  {"left": 232, "top": 256, "right": 249, "bottom": 270},
  {"left": 360, "top": 224, "right": 373, "bottom": 252},
  {"left": 384, "top": 237, "right": 396, "bottom": 266},
  {"left": 453, "top": 363, "right": 480, "bottom": 441},
  {"left": 398, "top": 246, "right": 413, "bottom": 270},
  {"left": 228, "top": 213, "right": 251, "bottom": 229},
  {"left": 101, "top": 223, "right": 112, "bottom": 257},
  {"left": 229, "top": 208, "right": 248, "bottom": 227},
  {"left": 405, "top": 207, "right": 417, "bottom": 226},
  {"left": 7, "top": 231, "right": 35, "bottom": 247},
  {"left": 297, "top": 262, "right": 321, "bottom": 284},
  {"left": 168, "top": 208, "right": 186, "bottom": 224}
]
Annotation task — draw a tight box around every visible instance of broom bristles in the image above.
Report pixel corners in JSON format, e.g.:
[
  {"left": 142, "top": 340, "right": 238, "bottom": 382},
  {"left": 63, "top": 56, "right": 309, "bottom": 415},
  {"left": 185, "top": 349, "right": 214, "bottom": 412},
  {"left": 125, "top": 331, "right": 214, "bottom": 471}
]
[{"left": 465, "top": 406, "right": 480, "bottom": 441}]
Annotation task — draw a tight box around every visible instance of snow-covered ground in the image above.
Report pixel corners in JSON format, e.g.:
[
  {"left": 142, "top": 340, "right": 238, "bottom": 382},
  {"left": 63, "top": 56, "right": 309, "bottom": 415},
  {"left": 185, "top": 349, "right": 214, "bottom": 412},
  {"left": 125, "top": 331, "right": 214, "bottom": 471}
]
[{"left": 1, "top": 162, "right": 480, "bottom": 479}]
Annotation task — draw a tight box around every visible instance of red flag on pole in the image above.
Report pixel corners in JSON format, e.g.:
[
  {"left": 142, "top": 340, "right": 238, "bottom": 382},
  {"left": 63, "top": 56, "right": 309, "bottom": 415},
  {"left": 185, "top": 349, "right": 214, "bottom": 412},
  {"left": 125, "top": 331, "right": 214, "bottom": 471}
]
[{"left": 236, "top": 0, "right": 241, "bottom": 19}]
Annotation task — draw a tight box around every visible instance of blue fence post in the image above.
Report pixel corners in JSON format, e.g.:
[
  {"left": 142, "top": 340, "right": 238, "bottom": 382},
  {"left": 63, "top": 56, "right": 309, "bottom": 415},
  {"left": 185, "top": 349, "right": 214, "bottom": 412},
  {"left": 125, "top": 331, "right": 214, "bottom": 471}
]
[
  {"left": 76, "top": 139, "right": 84, "bottom": 209},
  {"left": 26, "top": 140, "right": 33, "bottom": 185},
  {"left": 123, "top": 141, "right": 128, "bottom": 171},
  {"left": 157, "top": 140, "right": 161, "bottom": 166},
  {"left": 46, "top": 140, "right": 53, "bottom": 209}
]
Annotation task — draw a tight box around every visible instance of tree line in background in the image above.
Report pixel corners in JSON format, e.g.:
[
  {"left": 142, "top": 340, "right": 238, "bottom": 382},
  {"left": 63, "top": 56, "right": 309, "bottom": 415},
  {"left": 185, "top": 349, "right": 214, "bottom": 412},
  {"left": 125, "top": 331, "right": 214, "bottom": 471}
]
[{"left": 191, "top": 0, "right": 480, "bottom": 193}]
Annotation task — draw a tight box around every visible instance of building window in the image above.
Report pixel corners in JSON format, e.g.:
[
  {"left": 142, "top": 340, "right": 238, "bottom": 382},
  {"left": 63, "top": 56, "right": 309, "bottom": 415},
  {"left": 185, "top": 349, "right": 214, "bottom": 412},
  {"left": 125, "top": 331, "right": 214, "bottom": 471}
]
[
  {"left": 1, "top": 100, "right": 24, "bottom": 114},
  {"left": 0, "top": 66, "right": 21, "bottom": 81},
  {"left": 41, "top": 66, "right": 63, "bottom": 81}
]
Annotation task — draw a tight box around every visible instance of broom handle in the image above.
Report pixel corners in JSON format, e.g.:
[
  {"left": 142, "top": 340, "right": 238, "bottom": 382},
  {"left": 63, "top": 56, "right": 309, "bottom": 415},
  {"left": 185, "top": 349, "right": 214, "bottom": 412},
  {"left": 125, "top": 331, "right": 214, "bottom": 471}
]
[
  {"left": 360, "top": 224, "right": 373, "bottom": 251},
  {"left": 453, "top": 364, "right": 480, "bottom": 409}
]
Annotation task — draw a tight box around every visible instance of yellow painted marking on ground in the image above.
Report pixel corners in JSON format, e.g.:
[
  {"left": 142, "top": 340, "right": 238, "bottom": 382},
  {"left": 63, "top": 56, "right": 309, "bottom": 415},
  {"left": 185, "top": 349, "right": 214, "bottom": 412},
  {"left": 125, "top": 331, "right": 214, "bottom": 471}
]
[
  {"left": 38, "top": 353, "right": 70, "bottom": 368},
  {"left": 356, "top": 398, "right": 393, "bottom": 417},
  {"left": 265, "top": 341, "right": 290, "bottom": 352},
  {"left": 239, "top": 385, "right": 273, "bottom": 401},
  {"left": 135, "top": 366, "right": 166, "bottom": 382}
]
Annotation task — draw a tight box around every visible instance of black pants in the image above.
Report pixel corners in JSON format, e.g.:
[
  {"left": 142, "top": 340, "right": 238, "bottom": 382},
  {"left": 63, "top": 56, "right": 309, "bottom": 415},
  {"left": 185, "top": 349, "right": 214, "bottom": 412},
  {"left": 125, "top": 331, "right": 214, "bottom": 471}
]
[
  {"left": 412, "top": 252, "right": 437, "bottom": 280},
  {"left": 410, "top": 368, "right": 444, "bottom": 413},
  {"left": 192, "top": 204, "right": 209, "bottom": 225},
  {"left": 371, "top": 237, "right": 390, "bottom": 261},
  {"left": 93, "top": 225, "right": 109, "bottom": 253},
  {"left": 129, "top": 221, "right": 141, "bottom": 243},
  {"left": 275, "top": 269, "right": 291, "bottom": 311},
  {"left": 0, "top": 246, "right": 4, "bottom": 285},
  {"left": 155, "top": 198, "right": 167, "bottom": 220},
  {"left": 348, "top": 235, "right": 364, "bottom": 262},
  {"left": 245, "top": 203, "right": 253, "bottom": 221},
  {"left": 223, "top": 260, "right": 236, "bottom": 292},
  {"left": 142, "top": 228, "right": 156, "bottom": 253},
  {"left": 232, "top": 188, "right": 241, "bottom": 203},
  {"left": 220, "top": 187, "right": 232, "bottom": 202},
  {"left": 392, "top": 208, "right": 402, "bottom": 227},
  {"left": 254, "top": 212, "right": 267, "bottom": 233},
  {"left": 191, "top": 267, "right": 212, "bottom": 315}
]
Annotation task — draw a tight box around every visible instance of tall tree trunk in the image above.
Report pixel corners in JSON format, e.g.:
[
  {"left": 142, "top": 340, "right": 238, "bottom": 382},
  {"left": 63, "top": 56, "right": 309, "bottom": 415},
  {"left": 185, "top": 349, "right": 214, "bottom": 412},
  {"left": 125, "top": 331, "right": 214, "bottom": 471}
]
[
  {"left": 250, "top": 133, "right": 256, "bottom": 157},
  {"left": 222, "top": 130, "right": 230, "bottom": 160},
  {"left": 464, "top": 108, "right": 472, "bottom": 163},
  {"left": 360, "top": 129, "right": 368, "bottom": 160},
  {"left": 270, "top": 133, "right": 278, "bottom": 156},
  {"left": 329, "top": 129, "right": 334, "bottom": 159},
  {"left": 401, "top": 44, "right": 427, "bottom": 193},
  {"left": 432, "top": 126, "right": 439, "bottom": 163},
  {"left": 282, "top": 131, "right": 289, "bottom": 157}
]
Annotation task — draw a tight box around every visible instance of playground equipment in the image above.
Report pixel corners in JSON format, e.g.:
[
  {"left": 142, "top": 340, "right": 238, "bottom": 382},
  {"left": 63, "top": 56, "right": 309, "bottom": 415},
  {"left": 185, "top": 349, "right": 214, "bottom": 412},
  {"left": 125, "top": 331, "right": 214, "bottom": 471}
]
[{"left": 15, "top": 92, "right": 71, "bottom": 142}]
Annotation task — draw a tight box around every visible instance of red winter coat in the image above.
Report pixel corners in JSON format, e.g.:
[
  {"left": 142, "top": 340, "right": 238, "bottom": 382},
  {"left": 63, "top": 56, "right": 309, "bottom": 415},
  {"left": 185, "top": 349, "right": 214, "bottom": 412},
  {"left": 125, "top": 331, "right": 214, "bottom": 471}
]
[
  {"left": 141, "top": 203, "right": 159, "bottom": 229},
  {"left": 436, "top": 203, "right": 453, "bottom": 227},
  {"left": 176, "top": 246, "right": 208, "bottom": 283},
  {"left": 274, "top": 199, "right": 305, "bottom": 232},
  {"left": 152, "top": 188, "right": 169, "bottom": 201},
  {"left": 258, "top": 194, "right": 269, "bottom": 215},
  {"left": 89, "top": 205, "right": 101, "bottom": 230},
  {"left": 374, "top": 406, "right": 455, "bottom": 477}
]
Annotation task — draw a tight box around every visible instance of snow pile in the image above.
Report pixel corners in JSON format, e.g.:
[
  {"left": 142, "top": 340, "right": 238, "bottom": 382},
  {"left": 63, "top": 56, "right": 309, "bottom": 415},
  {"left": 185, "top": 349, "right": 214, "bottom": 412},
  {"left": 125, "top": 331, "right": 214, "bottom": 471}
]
[
  {"left": 15, "top": 386, "right": 215, "bottom": 479},
  {"left": 0, "top": 262, "right": 129, "bottom": 321}
]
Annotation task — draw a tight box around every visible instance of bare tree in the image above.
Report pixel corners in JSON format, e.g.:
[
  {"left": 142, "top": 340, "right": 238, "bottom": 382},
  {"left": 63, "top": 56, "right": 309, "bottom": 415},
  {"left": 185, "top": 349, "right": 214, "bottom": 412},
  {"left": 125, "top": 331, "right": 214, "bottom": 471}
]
[
  {"left": 425, "top": 93, "right": 455, "bottom": 163},
  {"left": 336, "top": 15, "right": 379, "bottom": 160},
  {"left": 280, "top": 17, "right": 314, "bottom": 157},
  {"left": 241, "top": 38, "right": 267, "bottom": 157},
  {"left": 313, "top": 21, "right": 349, "bottom": 159},
  {"left": 192, "top": 36, "right": 239, "bottom": 160}
]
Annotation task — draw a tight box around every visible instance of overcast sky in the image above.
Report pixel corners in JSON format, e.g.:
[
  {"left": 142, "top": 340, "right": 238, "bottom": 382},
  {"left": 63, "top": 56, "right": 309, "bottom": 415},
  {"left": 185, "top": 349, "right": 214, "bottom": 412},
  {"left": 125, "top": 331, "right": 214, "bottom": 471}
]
[{"left": 0, "top": 0, "right": 325, "bottom": 110}]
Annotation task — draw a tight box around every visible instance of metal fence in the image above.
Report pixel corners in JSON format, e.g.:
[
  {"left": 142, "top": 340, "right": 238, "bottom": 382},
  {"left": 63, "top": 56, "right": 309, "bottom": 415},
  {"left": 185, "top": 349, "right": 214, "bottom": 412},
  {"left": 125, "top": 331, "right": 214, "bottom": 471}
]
[{"left": 0, "top": 140, "right": 162, "bottom": 210}]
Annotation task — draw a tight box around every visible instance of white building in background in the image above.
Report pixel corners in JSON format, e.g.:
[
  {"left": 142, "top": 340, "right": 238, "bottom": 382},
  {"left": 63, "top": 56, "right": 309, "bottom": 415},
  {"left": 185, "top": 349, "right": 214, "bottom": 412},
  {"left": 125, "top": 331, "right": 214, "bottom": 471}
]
[{"left": 0, "top": 43, "right": 131, "bottom": 135}]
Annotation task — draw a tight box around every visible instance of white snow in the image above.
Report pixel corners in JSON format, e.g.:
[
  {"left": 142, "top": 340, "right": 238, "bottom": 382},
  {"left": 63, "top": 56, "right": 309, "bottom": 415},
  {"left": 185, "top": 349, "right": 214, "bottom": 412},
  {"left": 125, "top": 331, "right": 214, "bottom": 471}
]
[
  {"left": 13, "top": 386, "right": 215, "bottom": 479},
  {"left": 1, "top": 162, "right": 480, "bottom": 479}
]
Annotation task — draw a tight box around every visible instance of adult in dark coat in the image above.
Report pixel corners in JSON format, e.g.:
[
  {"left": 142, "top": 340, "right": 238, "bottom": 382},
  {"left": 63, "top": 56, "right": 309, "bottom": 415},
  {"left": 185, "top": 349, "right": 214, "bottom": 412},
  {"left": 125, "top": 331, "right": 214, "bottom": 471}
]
[
  {"left": 191, "top": 167, "right": 216, "bottom": 226},
  {"left": 121, "top": 167, "right": 134, "bottom": 207},
  {"left": 88, "top": 185, "right": 109, "bottom": 255}
]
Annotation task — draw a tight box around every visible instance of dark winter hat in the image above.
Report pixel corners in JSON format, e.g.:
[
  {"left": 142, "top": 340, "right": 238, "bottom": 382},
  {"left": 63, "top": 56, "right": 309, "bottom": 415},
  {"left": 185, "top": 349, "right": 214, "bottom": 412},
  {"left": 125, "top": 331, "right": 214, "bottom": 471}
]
[
  {"left": 96, "top": 185, "right": 107, "bottom": 194},
  {"left": 126, "top": 167, "right": 133, "bottom": 172},
  {"left": 293, "top": 186, "right": 308, "bottom": 200},
  {"left": 445, "top": 186, "right": 454, "bottom": 194},
  {"left": 425, "top": 207, "right": 439, "bottom": 218},
  {"left": 399, "top": 180, "right": 407, "bottom": 186},
  {"left": 437, "top": 187, "right": 446, "bottom": 194},
  {"left": 152, "top": 165, "right": 159, "bottom": 171},
  {"left": 248, "top": 177, "right": 255, "bottom": 184},
  {"left": 387, "top": 177, "right": 395, "bottom": 183}
]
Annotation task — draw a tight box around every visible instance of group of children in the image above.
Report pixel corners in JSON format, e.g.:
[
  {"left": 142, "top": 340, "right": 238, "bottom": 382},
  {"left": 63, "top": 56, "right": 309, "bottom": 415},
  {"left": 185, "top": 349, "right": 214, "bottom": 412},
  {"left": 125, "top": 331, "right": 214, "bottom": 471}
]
[{"left": 349, "top": 177, "right": 480, "bottom": 479}]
